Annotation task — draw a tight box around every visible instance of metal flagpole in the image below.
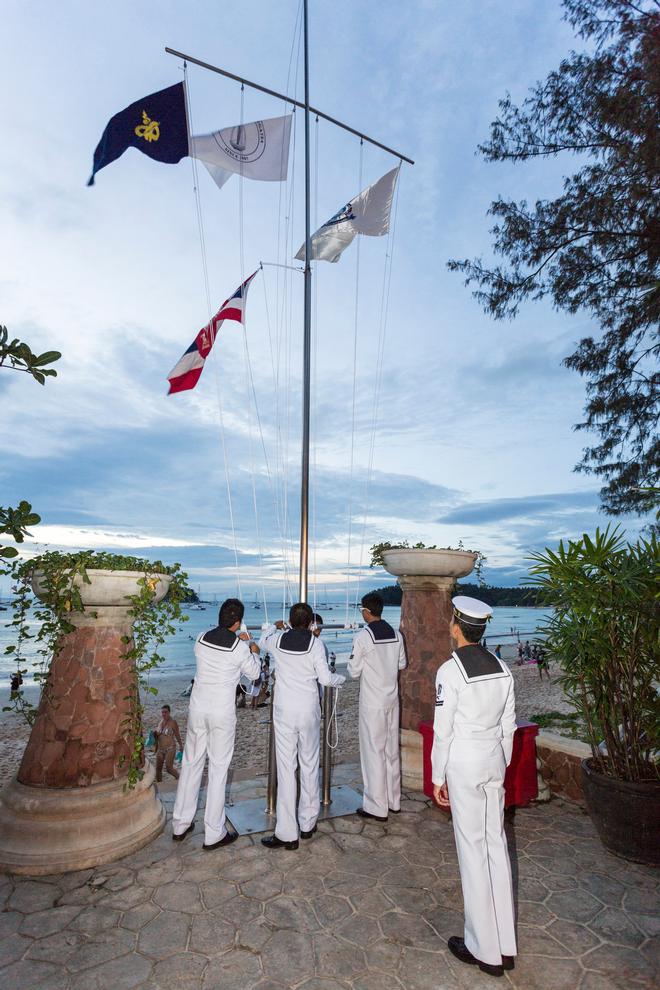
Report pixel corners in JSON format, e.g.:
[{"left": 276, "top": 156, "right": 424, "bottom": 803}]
[{"left": 299, "top": 0, "right": 312, "bottom": 603}]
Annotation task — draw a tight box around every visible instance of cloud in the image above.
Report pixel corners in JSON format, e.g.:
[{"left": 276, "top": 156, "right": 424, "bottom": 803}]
[{"left": 436, "top": 490, "right": 598, "bottom": 526}]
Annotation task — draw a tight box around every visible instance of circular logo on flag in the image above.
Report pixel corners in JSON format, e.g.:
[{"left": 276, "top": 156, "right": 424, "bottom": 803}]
[{"left": 215, "top": 121, "right": 267, "bottom": 164}]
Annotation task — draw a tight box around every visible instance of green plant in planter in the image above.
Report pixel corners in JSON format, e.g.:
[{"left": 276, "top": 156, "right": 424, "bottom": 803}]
[
  {"left": 369, "top": 540, "right": 487, "bottom": 583},
  {"left": 4, "top": 550, "right": 190, "bottom": 788},
  {"left": 528, "top": 526, "right": 659, "bottom": 782}
]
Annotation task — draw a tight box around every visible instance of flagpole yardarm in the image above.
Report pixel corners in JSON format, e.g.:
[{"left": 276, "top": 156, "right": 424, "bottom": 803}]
[{"left": 164, "top": 47, "right": 415, "bottom": 166}]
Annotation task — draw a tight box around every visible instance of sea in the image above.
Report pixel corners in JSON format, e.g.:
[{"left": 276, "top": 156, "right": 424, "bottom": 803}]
[{"left": 0, "top": 601, "right": 551, "bottom": 686}]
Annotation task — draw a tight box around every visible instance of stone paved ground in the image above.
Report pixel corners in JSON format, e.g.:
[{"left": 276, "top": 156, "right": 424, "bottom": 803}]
[{"left": 0, "top": 764, "right": 658, "bottom": 990}]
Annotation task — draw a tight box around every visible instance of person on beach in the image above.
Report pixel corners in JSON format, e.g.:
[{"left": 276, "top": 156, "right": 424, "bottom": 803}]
[
  {"left": 172, "top": 598, "right": 260, "bottom": 850},
  {"left": 432, "top": 596, "right": 517, "bottom": 979},
  {"left": 536, "top": 647, "right": 550, "bottom": 680},
  {"left": 494, "top": 645, "right": 502, "bottom": 660},
  {"left": 259, "top": 603, "right": 345, "bottom": 850},
  {"left": 154, "top": 705, "right": 183, "bottom": 782},
  {"left": 348, "top": 591, "right": 407, "bottom": 822}
]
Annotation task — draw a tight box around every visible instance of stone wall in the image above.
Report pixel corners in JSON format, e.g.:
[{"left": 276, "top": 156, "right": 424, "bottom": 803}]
[{"left": 536, "top": 731, "right": 591, "bottom": 804}]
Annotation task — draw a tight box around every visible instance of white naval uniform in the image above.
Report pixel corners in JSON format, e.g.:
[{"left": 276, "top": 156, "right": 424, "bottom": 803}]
[
  {"left": 260, "top": 624, "right": 345, "bottom": 841},
  {"left": 172, "top": 627, "right": 260, "bottom": 844},
  {"left": 432, "top": 644, "right": 517, "bottom": 966},
  {"left": 348, "top": 619, "right": 407, "bottom": 817}
]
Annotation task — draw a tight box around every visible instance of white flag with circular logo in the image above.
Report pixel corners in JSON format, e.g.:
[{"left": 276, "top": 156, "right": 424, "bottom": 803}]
[
  {"left": 296, "top": 166, "right": 400, "bottom": 263},
  {"left": 191, "top": 115, "right": 292, "bottom": 189}
]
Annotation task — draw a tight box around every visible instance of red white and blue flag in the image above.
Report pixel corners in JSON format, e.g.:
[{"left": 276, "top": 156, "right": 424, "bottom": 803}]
[{"left": 167, "top": 270, "right": 259, "bottom": 394}]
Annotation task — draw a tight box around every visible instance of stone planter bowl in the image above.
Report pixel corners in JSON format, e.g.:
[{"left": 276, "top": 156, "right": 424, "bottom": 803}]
[
  {"left": 382, "top": 548, "right": 477, "bottom": 579},
  {"left": 31, "top": 568, "right": 172, "bottom": 608}
]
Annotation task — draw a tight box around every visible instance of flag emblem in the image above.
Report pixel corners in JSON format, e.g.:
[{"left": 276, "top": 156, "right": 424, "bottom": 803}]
[
  {"left": 167, "top": 271, "right": 259, "bottom": 395},
  {"left": 135, "top": 111, "right": 161, "bottom": 143}
]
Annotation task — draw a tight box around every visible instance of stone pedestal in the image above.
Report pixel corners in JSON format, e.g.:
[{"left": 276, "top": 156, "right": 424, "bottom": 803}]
[
  {"left": 0, "top": 570, "right": 168, "bottom": 875},
  {"left": 383, "top": 549, "right": 476, "bottom": 790}
]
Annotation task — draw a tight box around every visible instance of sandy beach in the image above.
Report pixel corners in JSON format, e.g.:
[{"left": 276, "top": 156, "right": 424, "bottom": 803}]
[{"left": 0, "top": 643, "right": 573, "bottom": 790}]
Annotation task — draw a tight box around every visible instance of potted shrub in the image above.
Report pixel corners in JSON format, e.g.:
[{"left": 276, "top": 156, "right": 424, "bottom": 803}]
[
  {"left": 529, "top": 527, "right": 659, "bottom": 865},
  {"left": 370, "top": 540, "right": 485, "bottom": 580}
]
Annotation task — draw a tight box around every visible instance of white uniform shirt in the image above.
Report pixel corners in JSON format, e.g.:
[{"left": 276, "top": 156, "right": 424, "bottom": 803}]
[
  {"left": 348, "top": 620, "right": 407, "bottom": 709},
  {"left": 431, "top": 644, "right": 516, "bottom": 786},
  {"left": 259, "top": 624, "right": 345, "bottom": 712},
  {"left": 190, "top": 626, "right": 260, "bottom": 714}
]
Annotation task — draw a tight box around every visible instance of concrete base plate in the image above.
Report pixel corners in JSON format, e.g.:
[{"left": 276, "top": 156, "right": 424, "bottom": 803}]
[{"left": 227, "top": 785, "right": 363, "bottom": 836}]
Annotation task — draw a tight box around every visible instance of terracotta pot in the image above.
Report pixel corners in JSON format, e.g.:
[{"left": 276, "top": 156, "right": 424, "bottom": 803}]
[
  {"left": 581, "top": 758, "right": 660, "bottom": 865},
  {"left": 382, "top": 548, "right": 476, "bottom": 579}
]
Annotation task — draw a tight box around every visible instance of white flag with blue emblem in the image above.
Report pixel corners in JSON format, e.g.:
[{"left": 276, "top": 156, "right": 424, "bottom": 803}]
[
  {"left": 191, "top": 115, "right": 292, "bottom": 190},
  {"left": 296, "top": 166, "right": 399, "bottom": 263}
]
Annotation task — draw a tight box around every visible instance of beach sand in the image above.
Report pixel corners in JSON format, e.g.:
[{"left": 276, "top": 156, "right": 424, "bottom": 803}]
[{"left": 0, "top": 643, "right": 573, "bottom": 790}]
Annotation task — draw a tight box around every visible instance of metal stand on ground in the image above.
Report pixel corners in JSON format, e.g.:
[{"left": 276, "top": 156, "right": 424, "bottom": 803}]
[{"left": 227, "top": 680, "right": 361, "bottom": 836}]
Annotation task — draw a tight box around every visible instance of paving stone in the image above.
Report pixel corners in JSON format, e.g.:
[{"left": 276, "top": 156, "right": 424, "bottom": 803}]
[
  {"left": 397, "top": 947, "right": 460, "bottom": 990},
  {"left": 582, "top": 942, "right": 656, "bottom": 984},
  {"left": 0, "top": 958, "right": 69, "bottom": 990},
  {"left": 70, "top": 905, "right": 121, "bottom": 933},
  {"left": 261, "top": 929, "right": 315, "bottom": 981},
  {"left": 8, "top": 881, "right": 60, "bottom": 914},
  {"left": 25, "top": 928, "right": 84, "bottom": 963},
  {"left": 0, "top": 933, "right": 31, "bottom": 966},
  {"left": 153, "top": 881, "right": 203, "bottom": 914},
  {"left": 354, "top": 973, "right": 404, "bottom": 990},
  {"left": 57, "top": 885, "right": 107, "bottom": 907},
  {"left": 242, "top": 873, "right": 284, "bottom": 901},
  {"left": 381, "top": 884, "right": 435, "bottom": 914},
  {"left": 235, "top": 916, "right": 275, "bottom": 952},
  {"left": 215, "top": 893, "right": 263, "bottom": 927},
  {"left": 588, "top": 906, "right": 646, "bottom": 948},
  {"left": 580, "top": 872, "right": 626, "bottom": 908},
  {"left": 546, "top": 918, "right": 601, "bottom": 956},
  {"left": 624, "top": 885, "right": 660, "bottom": 918},
  {"left": 137, "top": 859, "right": 183, "bottom": 888},
  {"left": 18, "top": 904, "right": 81, "bottom": 938},
  {"left": 331, "top": 833, "right": 378, "bottom": 855},
  {"left": 505, "top": 954, "right": 583, "bottom": 990},
  {"left": 313, "top": 932, "right": 366, "bottom": 980},
  {"left": 218, "top": 857, "right": 275, "bottom": 883},
  {"left": 322, "top": 873, "right": 376, "bottom": 897},
  {"left": 298, "top": 980, "right": 351, "bottom": 990},
  {"left": 632, "top": 913, "right": 660, "bottom": 937},
  {"left": 70, "top": 950, "right": 153, "bottom": 990},
  {"left": 579, "top": 972, "right": 627, "bottom": 990},
  {"left": 56, "top": 869, "right": 95, "bottom": 892},
  {"left": 138, "top": 909, "right": 191, "bottom": 959},
  {"left": 103, "top": 870, "right": 136, "bottom": 892},
  {"left": 333, "top": 913, "right": 380, "bottom": 947},
  {"left": 364, "top": 938, "right": 403, "bottom": 972},
  {"left": 418, "top": 905, "right": 465, "bottom": 943},
  {"left": 120, "top": 902, "right": 161, "bottom": 932},
  {"left": 104, "top": 884, "right": 153, "bottom": 910},
  {"left": 641, "top": 933, "right": 660, "bottom": 971},
  {"left": 282, "top": 874, "right": 319, "bottom": 898},
  {"left": 198, "top": 877, "right": 238, "bottom": 909},
  {"left": 264, "top": 894, "right": 320, "bottom": 932},
  {"left": 202, "top": 947, "right": 263, "bottom": 990},
  {"left": 0, "top": 910, "right": 23, "bottom": 940},
  {"left": 384, "top": 864, "right": 434, "bottom": 888},
  {"left": 381, "top": 909, "right": 442, "bottom": 951},
  {"left": 189, "top": 911, "right": 236, "bottom": 955},
  {"left": 517, "top": 899, "right": 556, "bottom": 926},
  {"left": 67, "top": 928, "right": 136, "bottom": 972},
  {"left": 151, "top": 950, "right": 207, "bottom": 989},
  {"left": 349, "top": 888, "right": 393, "bottom": 916},
  {"left": 516, "top": 924, "right": 570, "bottom": 957},
  {"left": 546, "top": 888, "right": 602, "bottom": 923},
  {"left": 311, "top": 894, "right": 354, "bottom": 926},
  {"left": 332, "top": 817, "right": 364, "bottom": 834}
]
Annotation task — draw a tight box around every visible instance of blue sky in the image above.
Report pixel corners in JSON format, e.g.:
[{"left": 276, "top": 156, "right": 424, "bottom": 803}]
[{"left": 0, "top": 0, "right": 648, "bottom": 600}]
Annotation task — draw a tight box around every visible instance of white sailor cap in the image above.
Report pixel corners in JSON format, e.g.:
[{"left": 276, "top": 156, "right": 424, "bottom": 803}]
[{"left": 452, "top": 595, "right": 492, "bottom": 625}]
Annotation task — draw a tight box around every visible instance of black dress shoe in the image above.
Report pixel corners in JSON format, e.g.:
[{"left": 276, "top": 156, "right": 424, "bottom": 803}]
[
  {"left": 203, "top": 830, "right": 238, "bottom": 850},
  {"left": 261, "top": 834, "right": 299, "bottom": 850},
  {"left": 356, "top": 808, "right": 388, "bottom": 822},
  {"left": 172, "top": 822, "right": 194, "bottom": 842},
  {"left": 448, "top": 936, "right": 504, "bottom": 978},
  {"left": 300, "top": 825, "right": 317, "bottom": 839},
  {"left": 389, "top": 808, "right": 401, "bottom": 814},
  {"left": 502, "top": 955, "right": 515, "bottom": 971}
]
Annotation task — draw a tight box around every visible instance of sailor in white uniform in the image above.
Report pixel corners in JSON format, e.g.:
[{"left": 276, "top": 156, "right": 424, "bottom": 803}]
[
  {"left": 172, "top": 598, "right": 260, "bottom": 850},
  {"left": 432, "top": 596, "right": 517, "bottom": 978},
  {"left": 259, "top": 602, "right": 345, "bottom": 850},
  {"left": 348, "top": 592, "right": 407, "bottom": 821}
]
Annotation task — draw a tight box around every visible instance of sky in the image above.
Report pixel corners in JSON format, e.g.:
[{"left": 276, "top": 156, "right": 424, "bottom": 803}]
[{"left": 0, "top": 0, "right": 649, "bottom": 602}]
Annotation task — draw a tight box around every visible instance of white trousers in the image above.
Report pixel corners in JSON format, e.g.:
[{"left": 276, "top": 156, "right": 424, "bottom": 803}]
[
  {"left": 172, "top": 708, "right": 235, "bottom": 845},
  {"left": 446, "top": 751, "right": 517, "bottom": 966},
  {"left": 274, "top": 707, "right": 320, "bottom": 842},
  {"left": 359, "top": 703, "right": 401, "bottom": 818}
]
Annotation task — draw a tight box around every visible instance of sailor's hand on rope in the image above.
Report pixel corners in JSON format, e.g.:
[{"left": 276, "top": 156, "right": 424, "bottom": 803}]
[
  {"left": 238, "top": 631, "right": 251, "bottom": 641},
  {"left": 274, "top": 620, "right": 287, "bottom": 630}
]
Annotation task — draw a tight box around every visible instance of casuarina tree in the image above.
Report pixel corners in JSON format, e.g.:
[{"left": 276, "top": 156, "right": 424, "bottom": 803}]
[{"left": 449, "top": 0, "right": 659, "bottom": 516}]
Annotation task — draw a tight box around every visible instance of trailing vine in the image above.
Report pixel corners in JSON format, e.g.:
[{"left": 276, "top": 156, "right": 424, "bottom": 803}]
[
  {"left": 369, "top": 540, "right": 487, "bottom": 584},
  {"left": 3, "top": 550, "right": 190, "bottom": 788}
]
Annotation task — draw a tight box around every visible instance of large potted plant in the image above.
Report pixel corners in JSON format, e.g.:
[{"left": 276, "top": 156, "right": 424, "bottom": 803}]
[
  {"left": 0, "top": 550, "right": 189, "bottom": 874},
  {"left": 529, "top": 527, "right": 659, "bottom": 865}
]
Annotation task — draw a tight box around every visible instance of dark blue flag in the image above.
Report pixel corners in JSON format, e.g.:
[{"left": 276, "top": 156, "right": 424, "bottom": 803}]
[{"left": 88, "top": 82, "right": 189, "bottom": 186}]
